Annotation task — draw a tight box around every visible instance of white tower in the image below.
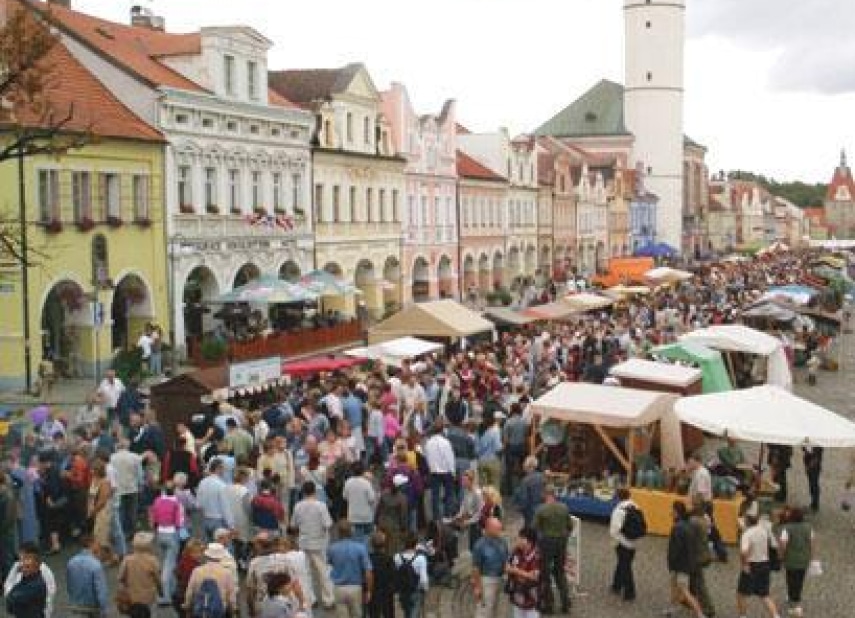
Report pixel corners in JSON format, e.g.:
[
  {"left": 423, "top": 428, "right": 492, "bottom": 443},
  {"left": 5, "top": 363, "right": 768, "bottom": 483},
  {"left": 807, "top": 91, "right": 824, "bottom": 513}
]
[{"left": 624, "top": 0, "right": 685, "bottom": 251}]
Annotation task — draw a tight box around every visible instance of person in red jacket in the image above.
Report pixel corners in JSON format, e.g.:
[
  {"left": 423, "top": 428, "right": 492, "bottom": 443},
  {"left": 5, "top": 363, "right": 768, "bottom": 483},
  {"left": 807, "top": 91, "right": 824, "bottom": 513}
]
[{"left": 251, "top": 481, "right": 285, "bottom": 534}]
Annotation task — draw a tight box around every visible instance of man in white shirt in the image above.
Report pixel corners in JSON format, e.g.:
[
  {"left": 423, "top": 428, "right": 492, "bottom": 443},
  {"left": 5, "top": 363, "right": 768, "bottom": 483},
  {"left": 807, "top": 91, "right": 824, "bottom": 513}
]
[
  {"left": 608, "top": 487, "right": 638, "bottom": 601},
  {"left": 96, "top": 369, "right": 125, "bottom": 424},
  {"left": 737, "top": 514, "right": 781, "bottom": 618},
  {"left": 137, "top": 328, "right": 153, "bottom": 366},
  {"left": 424, "top": 421, "right": 456, "bottom": 523}
]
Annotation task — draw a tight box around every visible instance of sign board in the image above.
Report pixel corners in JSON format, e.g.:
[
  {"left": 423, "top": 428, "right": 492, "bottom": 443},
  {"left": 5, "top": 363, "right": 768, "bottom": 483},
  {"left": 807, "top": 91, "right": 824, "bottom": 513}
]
[
  {"left": 228, "top": 356, "right": 281, "bottom": 389},
  {"left": 565, "top": 515, "right": 581, "bottom": 590}
]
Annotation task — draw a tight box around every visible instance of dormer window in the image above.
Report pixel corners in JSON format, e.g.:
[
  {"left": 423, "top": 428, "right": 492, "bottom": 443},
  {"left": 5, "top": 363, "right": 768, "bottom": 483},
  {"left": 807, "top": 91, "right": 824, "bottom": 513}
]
[
  {"left": 247, "top": 60, "right": 259, "bottom": 100},
  {"left": 271, "top": 127, "right": 281, "bottom": 137},
  {"left": 250, "top": 125, "right": 260, "bottom": 135},
  {"left": 363, "top": 116, "right": 371, "bottom": 146},
  {"left": 175, "top": 113, "right": 189, "bottom": 125},
  {"left": 202, "top": 118, "right": 214, "bottom": 129},
  {"left": 227, "top": 120, "right": 238, "bottom": 133},
  {"left": 224, "top": 55, "right": 236, "bottom": 95},
  {"left": 346, "top": 113, "right": 354, "bottom": 144}
]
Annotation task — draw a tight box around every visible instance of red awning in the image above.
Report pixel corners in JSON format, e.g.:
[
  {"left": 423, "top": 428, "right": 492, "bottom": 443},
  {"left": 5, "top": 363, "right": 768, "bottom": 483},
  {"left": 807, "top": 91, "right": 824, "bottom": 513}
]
[{"left": 281, "top": 356, "right": 365, "bottom": 376}]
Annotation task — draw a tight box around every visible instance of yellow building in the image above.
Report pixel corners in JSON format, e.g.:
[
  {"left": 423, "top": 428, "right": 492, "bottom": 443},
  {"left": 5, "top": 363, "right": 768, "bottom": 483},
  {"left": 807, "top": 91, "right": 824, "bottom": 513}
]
[{"left": 0, "top": 35, "right": 166, "bottom": 391}]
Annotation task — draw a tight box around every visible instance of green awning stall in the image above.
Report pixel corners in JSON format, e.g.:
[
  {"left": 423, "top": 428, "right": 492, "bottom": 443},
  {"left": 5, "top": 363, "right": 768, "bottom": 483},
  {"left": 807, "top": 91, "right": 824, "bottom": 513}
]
[{"left": 651, "top": 342, "right": 733, "bottom": 394}]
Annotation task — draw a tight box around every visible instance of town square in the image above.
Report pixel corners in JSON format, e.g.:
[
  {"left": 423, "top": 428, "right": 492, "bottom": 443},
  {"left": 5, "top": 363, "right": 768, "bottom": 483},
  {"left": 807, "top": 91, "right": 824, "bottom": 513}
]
[{"left": 1, "top": 1, "right": 854, "bottom": 617}]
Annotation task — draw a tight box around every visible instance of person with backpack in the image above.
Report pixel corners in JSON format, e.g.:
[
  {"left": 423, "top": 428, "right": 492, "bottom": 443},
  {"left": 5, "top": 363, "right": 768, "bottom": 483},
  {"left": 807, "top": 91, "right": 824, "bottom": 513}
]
[
  {"left": 183, "top": 542, "right": 236, "bottom": 618},
  {"left": 609, "top": 487, "right": 643, "bottom": 602},
  {"left": 393, "top": 531, "right": 428, "bottom": 618}
]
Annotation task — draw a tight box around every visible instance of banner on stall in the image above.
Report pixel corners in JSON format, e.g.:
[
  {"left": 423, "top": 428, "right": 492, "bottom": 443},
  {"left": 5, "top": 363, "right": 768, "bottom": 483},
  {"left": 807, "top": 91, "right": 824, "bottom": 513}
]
[{"left": 229, "top": 356, "right": 282, "bottom": 389}]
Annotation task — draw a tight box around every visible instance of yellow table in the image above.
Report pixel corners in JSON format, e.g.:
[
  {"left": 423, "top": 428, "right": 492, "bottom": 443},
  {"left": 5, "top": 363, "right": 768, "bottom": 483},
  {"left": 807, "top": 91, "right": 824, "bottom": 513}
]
[{"left": 630, "top": 488, "right": 743, "bottom": 545}]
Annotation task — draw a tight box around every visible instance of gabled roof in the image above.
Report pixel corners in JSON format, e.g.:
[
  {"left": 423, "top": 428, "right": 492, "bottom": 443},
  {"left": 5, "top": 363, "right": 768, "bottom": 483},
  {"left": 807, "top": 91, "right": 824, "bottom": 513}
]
[
  {"left": 456, "top": 150, "right": 506, "bottom": 182},
  {"left": 535, "top": 79, "right": 629, "bottom": 138},
  {"left": 8, "top": 5, "right": 162, "bottom": 142},
  {"left": 268, "top": 63, "right": 368, "bottom": 104},
  {"left": 26, "top": 0, "right": 205, "bottom": 92}
]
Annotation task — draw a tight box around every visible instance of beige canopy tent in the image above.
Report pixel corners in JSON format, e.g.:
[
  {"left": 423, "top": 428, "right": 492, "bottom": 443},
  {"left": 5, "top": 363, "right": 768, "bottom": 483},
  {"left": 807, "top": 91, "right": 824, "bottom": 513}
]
[
  {"left": 530, "top": 382, "right": 683, "bottom": 475},
  {"left": 602, "top": 284, "right": 651, "bottom": 300},
  {"left": 483, "top": 306, "right": 537, "bottom": 326},
  {"left": 523, "top": 300, "right": 578, "bottom": 321},
  {"left": 368, "top": 299, "right": 494, "bottom": 344},
  {"left": 563, "top": 292, "right": 615, "bottom": 312}
]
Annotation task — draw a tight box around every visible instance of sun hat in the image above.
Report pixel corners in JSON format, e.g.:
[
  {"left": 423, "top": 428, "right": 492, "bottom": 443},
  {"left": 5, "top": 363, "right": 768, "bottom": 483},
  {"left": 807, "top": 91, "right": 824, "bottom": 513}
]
[{"left": 204, "top": 542, "right": 230, "bottom": 561}]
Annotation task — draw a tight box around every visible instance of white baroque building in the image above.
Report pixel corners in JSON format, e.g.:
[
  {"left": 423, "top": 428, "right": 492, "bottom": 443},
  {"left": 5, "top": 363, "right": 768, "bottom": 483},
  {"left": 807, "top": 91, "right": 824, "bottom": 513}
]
[{"left": 47, "top": 6, "right": 316, "bottom": 351}]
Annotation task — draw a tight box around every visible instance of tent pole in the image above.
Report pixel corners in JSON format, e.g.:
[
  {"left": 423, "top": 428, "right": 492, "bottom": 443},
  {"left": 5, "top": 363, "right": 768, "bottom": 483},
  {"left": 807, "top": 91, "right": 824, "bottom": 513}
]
[
  {"left": 757, "top": 442, "right": 765, "bottom": 493},
  {"left": 724, "top": 351, "right": 737, "bottom": 386},
  {"left": 592, "top": 424, "right": 630, "bottom": 476}
]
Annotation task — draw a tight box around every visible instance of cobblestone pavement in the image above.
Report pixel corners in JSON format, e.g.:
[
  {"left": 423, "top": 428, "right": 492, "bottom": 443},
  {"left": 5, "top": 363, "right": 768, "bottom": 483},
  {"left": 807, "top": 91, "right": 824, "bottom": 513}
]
[{"left": 8, "top": 335, "right": 855, "bottom": 617}]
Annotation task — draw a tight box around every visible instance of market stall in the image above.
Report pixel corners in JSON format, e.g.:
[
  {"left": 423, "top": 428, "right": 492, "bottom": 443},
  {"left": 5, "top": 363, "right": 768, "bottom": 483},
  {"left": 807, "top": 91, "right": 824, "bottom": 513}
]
[
  {"left": 607, "top": 358, "right": 705, "bottom": 454},
  {"left": 679, "top": 324, "right": 793, "bottom": 390},
  {"left": 367, "top": 299, "right": 494, "bottom": 344},
  {"left": 644, "top": 266, "right": 693, "bottom": 285},
  {"left": 482, "top": 307, "right": 537, "bottom": 328},
  {"left": 650, "top": 342, "right": 734, "bottom": 394},
  {"left": 563, "top": 292, "right": 614, "bottom": 313},
  {"left": 523, "top": 300, "right": 578, "bottom": 321},
  {"left": 345, "top": 336, "right": 444, "bottom": 368},
  {"left": 529, "top": 383, "right": 682, "bottom": 518}
]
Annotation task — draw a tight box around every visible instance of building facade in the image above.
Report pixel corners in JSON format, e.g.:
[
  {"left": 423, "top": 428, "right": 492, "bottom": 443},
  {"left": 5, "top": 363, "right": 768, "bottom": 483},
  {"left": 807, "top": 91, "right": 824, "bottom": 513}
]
[
  {"left": 0, "top": 29, "right": 167, "bottom": 390},
  {"left": 270, "top": 63, "right": 406, "bottom": 318},
  {"left": 457, "top": 151, "right": 510, "bottom": 299},
  {"left": 381, "top": 83, "right": 458, "bottom": 303},
  {"left": 43, "top": 3, "right": 316, "bottom": 353}
]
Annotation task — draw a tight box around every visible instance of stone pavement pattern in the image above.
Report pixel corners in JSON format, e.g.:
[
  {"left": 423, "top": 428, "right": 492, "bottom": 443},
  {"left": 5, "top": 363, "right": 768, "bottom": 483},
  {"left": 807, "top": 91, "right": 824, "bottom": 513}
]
[{"left": 6, "top": 337, "right": 855, "bottom": 617}]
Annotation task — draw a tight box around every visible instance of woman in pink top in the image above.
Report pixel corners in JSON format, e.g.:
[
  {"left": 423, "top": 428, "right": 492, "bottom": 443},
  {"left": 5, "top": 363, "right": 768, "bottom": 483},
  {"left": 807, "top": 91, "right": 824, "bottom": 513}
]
[
  {"left": 149, "top": 482, "right": 185, "bottom": 605},
  {"left": 383, "top": 405, "right": 401, "bottom": 455}
]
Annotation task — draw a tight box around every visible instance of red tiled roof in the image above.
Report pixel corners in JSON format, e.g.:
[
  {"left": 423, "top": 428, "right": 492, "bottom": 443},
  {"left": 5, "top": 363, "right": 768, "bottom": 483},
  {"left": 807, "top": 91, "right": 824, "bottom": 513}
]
[
  {"left": 26, "top": 0, "right": 205, "bottom": 92},
  {"left": 267, "top": 88, "right": 298, "bottom": 109},
  {"left": 9, "top": 21, "right": 162, "bottom": 141},
  {"left": 456, "top": 150, "right": 506, "bottom": 182}
]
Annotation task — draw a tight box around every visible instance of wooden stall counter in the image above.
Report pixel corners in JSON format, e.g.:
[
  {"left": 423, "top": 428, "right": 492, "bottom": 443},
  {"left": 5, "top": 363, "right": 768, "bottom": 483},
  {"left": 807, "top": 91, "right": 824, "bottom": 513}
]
[{"left": 630, "top": 488, "right": 743, "bottom": 545}]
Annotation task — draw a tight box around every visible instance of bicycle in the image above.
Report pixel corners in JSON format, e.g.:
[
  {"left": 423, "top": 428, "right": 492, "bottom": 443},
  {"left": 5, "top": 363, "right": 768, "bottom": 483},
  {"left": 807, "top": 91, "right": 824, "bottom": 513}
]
[{"left": 422, "top": 550, "right": 475, "bottom": 618}]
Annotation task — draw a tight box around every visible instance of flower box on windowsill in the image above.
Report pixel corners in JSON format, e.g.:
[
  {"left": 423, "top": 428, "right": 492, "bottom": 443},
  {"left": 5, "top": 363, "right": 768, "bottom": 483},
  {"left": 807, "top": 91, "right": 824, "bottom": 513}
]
[
  {"left": 134, "top": 218, "right": 152, "bottom": 228},
  {"left": 75, "top": 217, "right": 95, "bottom": 232},
  {"left": 273, "top": 207, "right": 287, "bottom": 215},
  {"left": 179, "top": 204, "right": 195, "bottom": 214},
  {"left": 42, "top": 219, "right": 63, "bottom": 234},
  {"left": 253, "top": 207, "right": 268, "bottom": 216},
  {"left": 206, "top": 205, "right": 220, "bottom": 215},
  {"left": 230, "top": 208, "right": 243, "bottom": 216},
  {"left": 106, "top": 216, "right": 123, "bottom": 228}
]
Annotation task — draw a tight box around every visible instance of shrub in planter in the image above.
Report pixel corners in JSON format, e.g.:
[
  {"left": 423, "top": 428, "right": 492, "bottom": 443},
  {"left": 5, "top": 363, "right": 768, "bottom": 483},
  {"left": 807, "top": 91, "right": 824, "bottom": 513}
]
[
  {"left": 43, "top": 219, "right": 62, "bottom": 233},
  {"left": 106, "top": 215, "right": 123, "bottom": 228},
  {"left": 75, "top": 217, "right": 95, "bottom": 232},
  {"left": 206, "top": 204, "right": 220, "bottom": 214},
  {"left": 111, "top": 348, "right": 144, "bottom": 384},
  {"left": 134, "top": 217, "right": 152, "bottom": 228},
  {"left": 179, "top": 204, "right": 195, "bottom": 214},
  {"left": 200, "top": 337, "right": 228, "bottom": 362}
]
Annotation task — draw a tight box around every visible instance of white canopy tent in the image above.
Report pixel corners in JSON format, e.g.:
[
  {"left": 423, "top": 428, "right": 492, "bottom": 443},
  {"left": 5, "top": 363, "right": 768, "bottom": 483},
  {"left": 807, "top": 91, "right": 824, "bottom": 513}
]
[
  {"left": 675, "top": 385, "right": 855, "bottom": 447},
  {"left": 530, "top": 383, "right": 684, "bottom": 472},
  {"left": 345, "top": 336, "right": 444, "bottom": 368},
  {"left": 644, "top": 266, "right": 693, "bottom": 284},
  {"left": 609, "top": 358, "right": 702, "bottom": 390},
  {"left": 563, "top": 292, "right": 615, "bottom": 312},
  {"left": 679, "top": 324, "right": 792, "bottom": 390}
]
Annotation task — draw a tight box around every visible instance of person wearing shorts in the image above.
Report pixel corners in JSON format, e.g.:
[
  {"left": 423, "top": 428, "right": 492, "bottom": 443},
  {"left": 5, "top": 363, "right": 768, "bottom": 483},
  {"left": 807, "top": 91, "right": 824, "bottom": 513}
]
[{"left": 736, "top": 514, "right": 781, "bottom": 618}]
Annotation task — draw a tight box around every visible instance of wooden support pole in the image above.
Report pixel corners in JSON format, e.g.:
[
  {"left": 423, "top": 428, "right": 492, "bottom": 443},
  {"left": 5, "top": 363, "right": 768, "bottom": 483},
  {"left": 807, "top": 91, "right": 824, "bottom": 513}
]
[{"left": 592, "top": 424, "right": 630, "bottom": 474}]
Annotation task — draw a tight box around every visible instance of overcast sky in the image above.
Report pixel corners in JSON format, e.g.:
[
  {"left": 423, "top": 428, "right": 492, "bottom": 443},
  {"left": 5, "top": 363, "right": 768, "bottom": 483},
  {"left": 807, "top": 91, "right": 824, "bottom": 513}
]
[{"left": 73, "top": 0, "right": 855, "bottom": 184}]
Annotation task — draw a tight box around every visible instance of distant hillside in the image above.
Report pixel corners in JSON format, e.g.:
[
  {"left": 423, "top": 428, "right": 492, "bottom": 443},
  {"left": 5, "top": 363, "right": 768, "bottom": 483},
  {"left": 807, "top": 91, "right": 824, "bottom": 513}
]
[{"left": 725, "top": 171, "right": 826, "bottom": 208}]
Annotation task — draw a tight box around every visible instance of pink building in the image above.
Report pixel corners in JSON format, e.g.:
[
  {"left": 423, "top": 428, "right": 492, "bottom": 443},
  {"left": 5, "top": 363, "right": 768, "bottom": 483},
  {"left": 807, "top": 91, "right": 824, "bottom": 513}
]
[{"left": 381, "top": 83, "right": 458, "bottom": 303}]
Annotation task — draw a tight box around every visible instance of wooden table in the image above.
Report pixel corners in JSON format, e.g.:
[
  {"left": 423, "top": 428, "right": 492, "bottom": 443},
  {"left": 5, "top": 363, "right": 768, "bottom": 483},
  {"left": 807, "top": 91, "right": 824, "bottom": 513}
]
[{"left": 630, "top": 488, "right": 743, "bottom": 544}]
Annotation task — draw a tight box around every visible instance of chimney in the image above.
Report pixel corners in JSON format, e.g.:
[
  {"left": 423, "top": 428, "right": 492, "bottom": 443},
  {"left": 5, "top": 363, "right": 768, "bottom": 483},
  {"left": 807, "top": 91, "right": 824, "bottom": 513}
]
[{"left": 130, "top": 5, "right": 165, "bottom": 31}]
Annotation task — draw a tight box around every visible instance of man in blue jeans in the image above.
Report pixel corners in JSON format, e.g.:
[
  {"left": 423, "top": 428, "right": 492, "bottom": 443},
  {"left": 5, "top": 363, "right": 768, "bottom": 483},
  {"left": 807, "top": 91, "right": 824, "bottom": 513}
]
[{"left": 327, "top": 520, "right": 374, "bottom": 618}]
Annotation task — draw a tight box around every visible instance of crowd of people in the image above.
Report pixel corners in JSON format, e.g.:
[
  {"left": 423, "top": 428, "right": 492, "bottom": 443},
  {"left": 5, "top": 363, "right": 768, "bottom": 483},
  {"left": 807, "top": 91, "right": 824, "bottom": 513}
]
[{"left": 0, "top": 250, "right": 844, "bottom": 618}]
